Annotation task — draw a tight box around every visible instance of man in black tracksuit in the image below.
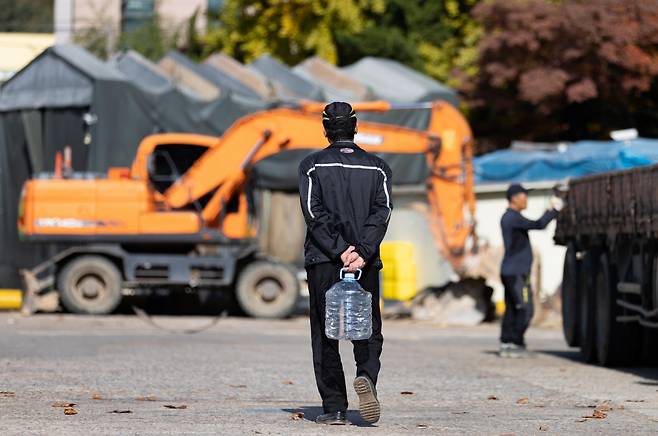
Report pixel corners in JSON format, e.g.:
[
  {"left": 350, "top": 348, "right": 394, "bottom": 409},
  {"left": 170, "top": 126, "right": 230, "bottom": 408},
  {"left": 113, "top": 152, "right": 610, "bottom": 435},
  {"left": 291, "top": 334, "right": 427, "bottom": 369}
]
[
  {"left": 298, "top": 102, "right": 392, "bottom": 425},
  {"left": 500, "top": 183, "right": 560, "bottom": 358}
]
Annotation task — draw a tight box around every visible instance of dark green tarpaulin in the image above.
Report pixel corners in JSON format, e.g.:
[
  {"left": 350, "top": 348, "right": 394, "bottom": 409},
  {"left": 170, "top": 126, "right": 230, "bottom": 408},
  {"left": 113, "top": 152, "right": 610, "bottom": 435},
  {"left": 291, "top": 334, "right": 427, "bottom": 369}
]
[
  {"left": 342, "top": 57, "right": 458, "bottom": 106},
  {"left": 250, "top": 54, "right": 325, "bottom": 101},
  {"left": 160, "top": 51, "right": 264, "bottom": 100},
  {"left": 0, "top": 45, "right": 267, "bottom": 286},
  {"left": 251, "top": 149, "right": 429, "bottom": 191}
]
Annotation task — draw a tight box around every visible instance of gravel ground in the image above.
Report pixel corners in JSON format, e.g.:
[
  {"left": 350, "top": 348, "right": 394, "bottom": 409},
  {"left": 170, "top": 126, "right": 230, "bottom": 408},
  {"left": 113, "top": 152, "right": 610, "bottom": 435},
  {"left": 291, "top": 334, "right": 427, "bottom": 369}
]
[{"left": 0, "top": 313, "right": 657, "bottom": 435}]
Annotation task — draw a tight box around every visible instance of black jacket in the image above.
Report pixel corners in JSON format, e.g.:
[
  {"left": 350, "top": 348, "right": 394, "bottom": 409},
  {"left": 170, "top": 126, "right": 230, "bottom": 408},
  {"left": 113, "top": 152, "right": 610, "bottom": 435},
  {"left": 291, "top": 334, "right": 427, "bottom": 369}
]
[
  {"left": 500, "top": 208, "right": 558, "bottom": 276},
  {"left": 298, "top": 140, "right": 393, "bottom": 267}
]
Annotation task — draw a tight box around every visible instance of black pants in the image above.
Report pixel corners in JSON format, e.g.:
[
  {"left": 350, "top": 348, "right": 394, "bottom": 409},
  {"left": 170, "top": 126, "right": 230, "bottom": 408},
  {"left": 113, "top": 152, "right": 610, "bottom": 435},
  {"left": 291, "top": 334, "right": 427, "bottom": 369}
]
[
  {"left": 500, "top": 274, "right": 534, "bottom": 346},
  {"left": 306, "top": 262, "right": 383, "bottom": 413}
]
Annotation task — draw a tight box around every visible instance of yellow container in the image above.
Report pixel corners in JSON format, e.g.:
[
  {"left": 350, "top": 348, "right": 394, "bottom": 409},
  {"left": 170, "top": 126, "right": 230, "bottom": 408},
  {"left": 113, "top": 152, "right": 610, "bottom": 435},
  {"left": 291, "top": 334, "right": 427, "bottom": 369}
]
[
  {"left": 382, "top": 264, "right": 417, "bottom": 281},
  {"left": 381, "top": 241, "right": 414, "bottom": 263},
  {"left": 383, "top": 279, "right": 417, "bottom": 301},
  {"left": 381, "top": 241, "right": 417, "bottom": 301},
  {"left": 495, "top": 300, "right": 506, "bottom": 318},
  {"left": 0, "top": 289, "right": 22, "bottom": 310}
]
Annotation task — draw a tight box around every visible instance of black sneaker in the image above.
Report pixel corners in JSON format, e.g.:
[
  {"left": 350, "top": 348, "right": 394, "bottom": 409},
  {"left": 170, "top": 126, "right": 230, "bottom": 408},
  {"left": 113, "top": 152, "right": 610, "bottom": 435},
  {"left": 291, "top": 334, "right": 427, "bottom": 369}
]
[
  {"left": 354, "top": 376, "right": 381, "bottom": 424},
  {"left": 508, "top": 344, "right": 530, "bottom": 359},
  {"left": 315, "top": 411, "right": 347, "bottom": 425}
]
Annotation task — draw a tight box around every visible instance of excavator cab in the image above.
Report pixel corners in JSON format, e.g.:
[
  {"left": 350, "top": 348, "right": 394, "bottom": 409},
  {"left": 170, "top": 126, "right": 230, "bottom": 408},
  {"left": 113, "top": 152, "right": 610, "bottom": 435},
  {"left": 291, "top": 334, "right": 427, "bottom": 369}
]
[{"left": 147, "top": 143, "right": 210, "bottom": 195}]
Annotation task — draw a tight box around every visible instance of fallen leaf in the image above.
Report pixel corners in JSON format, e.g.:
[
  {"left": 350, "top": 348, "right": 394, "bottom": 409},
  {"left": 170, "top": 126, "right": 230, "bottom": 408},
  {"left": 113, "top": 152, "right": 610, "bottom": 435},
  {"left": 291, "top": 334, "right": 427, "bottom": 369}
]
[
  {"left": 109, "top": 410, "right": 132, "bottom": 414},
  {"left": 229, "top": 384, "right": 247, "bottom": 388},
  {"left": 0, "top": 391, "right": 16, "bottom": 397},
  {"left": 91, "top": 393, "right": 103, "bottom": 400},
  {"left": 135, "top": 395, "right": 157, "bottom": 401},
  {"left": 516, "top": 398, "right": 529, "bottom": 405},
  {"left": 625, "top": 399, "right": 645, "bottom": 403},
  {"left": 400, "top": 391, "right": 415, "bottom": 396},
  {"left": 417, "top": 424, "right": 429, "bottom": 429},
  {"left": 582, "top": 410, "right": 607, "bottom": 419},
  {"left": 163, "top": 404, "right": 187, "bottom": 409},
  {"left": 539, "top": 425, "right": 549, "bottom": 431},
  {"left": 593, "top": 410, "right": 608, "bottom": 419},
  {"left": 52, "top": 402, "right": 77, "bottom": 408},
  {"left": 282, "top": 380, "right": 294, "bottom": 385},
  {"left": 290, "top": 412, "right": 304, "bottom": 421},
  {"left": 596, "top": 403, "right": 613, "bottom": 412},
  {"left": 487, "top": 395, "right": 498, "bottom": 400},
  {"left": 63, "top": 408, "right": 78, "bottom": 415}
]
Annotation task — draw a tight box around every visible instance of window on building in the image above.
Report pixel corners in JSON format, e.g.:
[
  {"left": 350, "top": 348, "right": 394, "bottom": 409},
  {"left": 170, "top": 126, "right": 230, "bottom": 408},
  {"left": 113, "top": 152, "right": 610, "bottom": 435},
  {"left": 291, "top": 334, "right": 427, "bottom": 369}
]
[
  {"left": 121, "top": 0, "right": 155, "bottom": 33},
  {"left": 207, "top": 0, "right": 225, "bottom": 29}
]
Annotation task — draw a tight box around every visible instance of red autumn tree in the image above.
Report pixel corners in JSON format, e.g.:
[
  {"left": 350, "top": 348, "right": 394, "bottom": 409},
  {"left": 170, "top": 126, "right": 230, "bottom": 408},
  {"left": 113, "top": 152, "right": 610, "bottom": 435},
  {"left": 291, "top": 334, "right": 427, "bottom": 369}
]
[{"left": 463, "top": 0, "right": 658, "bottom": 152}]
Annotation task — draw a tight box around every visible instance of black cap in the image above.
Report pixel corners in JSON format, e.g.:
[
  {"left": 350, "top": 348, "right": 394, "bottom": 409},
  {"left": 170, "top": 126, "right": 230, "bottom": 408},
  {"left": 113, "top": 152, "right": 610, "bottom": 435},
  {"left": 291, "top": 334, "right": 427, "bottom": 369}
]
[
  {"left": 322, "top": 101, "right": 356, "bottom": 131},
  {"left": 506, "top": 183, "right": 530, "bottom": 200}
]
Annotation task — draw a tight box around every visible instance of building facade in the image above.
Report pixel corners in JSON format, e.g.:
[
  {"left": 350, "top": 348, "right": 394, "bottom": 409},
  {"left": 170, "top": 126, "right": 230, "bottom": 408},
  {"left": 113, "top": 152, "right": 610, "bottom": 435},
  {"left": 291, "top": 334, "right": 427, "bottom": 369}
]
[{"left": 55, "top": 0, "right": 223, "bottom": 45}]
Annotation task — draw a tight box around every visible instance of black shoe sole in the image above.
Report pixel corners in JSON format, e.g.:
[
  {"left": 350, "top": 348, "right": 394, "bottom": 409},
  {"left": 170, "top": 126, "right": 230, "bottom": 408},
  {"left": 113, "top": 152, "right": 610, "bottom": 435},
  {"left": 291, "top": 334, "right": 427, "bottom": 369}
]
[
  {"left": 315, "top": 419, "right": 347, "bottom": 425},
  {"left": 354, "top": 376, "right": 380, "bottom": 424}
]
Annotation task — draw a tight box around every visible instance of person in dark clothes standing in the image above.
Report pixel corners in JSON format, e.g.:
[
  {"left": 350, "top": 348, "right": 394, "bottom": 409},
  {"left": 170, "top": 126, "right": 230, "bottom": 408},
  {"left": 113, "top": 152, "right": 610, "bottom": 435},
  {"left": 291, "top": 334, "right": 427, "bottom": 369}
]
[
  {"left": 499, "top": 183, "right": 562, "bottom": 358},
  {"left": 298, "top": 102, "right": 392, "bottom": 425}
]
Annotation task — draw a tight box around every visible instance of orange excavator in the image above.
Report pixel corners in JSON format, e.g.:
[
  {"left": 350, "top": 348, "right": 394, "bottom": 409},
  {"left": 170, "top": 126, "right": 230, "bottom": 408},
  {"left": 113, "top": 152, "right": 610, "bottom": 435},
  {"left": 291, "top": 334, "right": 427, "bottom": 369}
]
[{"left": 18, "top": 101, "right": 475, "bottom": 317}]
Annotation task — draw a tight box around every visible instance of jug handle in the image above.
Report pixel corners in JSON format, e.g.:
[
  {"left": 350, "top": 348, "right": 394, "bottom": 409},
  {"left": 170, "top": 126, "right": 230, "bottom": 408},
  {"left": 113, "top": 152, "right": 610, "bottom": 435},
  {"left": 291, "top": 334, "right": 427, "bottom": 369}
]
[{"left": 340, "top": 268, "right": 362, "bottom": 280}]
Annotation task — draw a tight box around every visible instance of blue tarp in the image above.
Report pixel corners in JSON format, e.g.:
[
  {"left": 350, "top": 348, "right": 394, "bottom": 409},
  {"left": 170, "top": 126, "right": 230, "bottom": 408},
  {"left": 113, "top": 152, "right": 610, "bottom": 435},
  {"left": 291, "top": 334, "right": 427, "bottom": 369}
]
[{"left": 474, "top": 138, "right": 658, "bottom": 184}]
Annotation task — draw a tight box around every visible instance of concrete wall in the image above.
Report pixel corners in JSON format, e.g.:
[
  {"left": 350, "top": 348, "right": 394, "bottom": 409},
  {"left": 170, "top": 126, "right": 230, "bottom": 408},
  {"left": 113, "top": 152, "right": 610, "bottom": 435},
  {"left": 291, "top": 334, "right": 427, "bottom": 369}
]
[
  {"left": 72, "top": 0, "right": 121, "bottom": 37},
  {"left": 385, "top": 187, "right": 456, "bottom": 291},
  {"left": 158, "top": 0, "right": 207, "bottom": 30},
  {"left": 55, "top": 0, "right": 208, "bottom": 49}
]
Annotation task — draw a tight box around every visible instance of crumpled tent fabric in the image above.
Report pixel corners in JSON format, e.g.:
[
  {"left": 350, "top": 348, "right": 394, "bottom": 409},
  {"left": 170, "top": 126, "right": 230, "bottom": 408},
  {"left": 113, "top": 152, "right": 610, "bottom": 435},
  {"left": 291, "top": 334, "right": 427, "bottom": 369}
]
[
  {"left": 474, "top": 138, "right": 658, "bottom": 184},
  {"left": 293, "top": 56, "right": 373, "bottom": 102},
  {"left": 342, "top": 57, "right": 458, "bottom": 106},
  {"left": 204, "top": 53, "right": 274, "bottom": 101},
  {"left": 160, "top": 51, "right": 263, "bottom": 100},
  {"left": 110, "top": 50, "right": 175, "bottom": 94},
  {"left": 250, "top": 54, "right": 325, "bottom": 101},
  {"left": 0, "top": 44, "right": 266, "bottom": 286}
]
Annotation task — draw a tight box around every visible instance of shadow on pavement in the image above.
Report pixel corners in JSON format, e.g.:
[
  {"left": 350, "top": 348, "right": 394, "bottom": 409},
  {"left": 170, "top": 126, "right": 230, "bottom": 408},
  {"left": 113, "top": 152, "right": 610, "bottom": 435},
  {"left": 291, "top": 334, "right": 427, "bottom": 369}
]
[
  {"left": 539, "top": 349, "right": 658, "bottom": 382},
  {"left": 282, "top": 407, "right": 375, "bottom": 427},
  {"left": 114, "top": 291, "right": 309, "bottom": 317}
]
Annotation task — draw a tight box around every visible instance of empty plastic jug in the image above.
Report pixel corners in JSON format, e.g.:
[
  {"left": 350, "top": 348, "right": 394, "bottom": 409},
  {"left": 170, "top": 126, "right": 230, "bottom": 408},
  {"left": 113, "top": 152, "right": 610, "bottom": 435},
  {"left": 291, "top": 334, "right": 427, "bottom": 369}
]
[{"left": 325, "top": 268, "right": 372, "bottom": 341}]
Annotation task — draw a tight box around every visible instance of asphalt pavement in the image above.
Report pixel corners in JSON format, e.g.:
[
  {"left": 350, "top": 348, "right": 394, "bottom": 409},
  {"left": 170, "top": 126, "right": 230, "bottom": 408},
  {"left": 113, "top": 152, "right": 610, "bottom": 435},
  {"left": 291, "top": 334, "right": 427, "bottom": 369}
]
[{"left": 1, "top": 313, "right": 657, "bottom": 435}]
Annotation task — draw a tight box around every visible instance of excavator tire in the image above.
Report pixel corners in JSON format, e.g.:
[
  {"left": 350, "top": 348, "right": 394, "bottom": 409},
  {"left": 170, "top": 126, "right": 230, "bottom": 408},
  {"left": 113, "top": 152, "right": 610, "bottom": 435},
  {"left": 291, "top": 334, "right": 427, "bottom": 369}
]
[
  {"left": 236, "top": 260, "right": 299, "bottom": 319},
  {"left": 57, "top": 255, "right": 123, "bottom": 315}
]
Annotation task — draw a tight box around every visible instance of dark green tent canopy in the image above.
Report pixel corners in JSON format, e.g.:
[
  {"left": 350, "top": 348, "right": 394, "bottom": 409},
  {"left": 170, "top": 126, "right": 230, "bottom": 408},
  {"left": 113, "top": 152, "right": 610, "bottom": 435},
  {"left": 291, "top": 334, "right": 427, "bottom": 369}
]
[
  {"left": 342, "top": 57, "right": 459, "bottom": 106},
  {"left": 0, "top": 45, "right": 266, "bottom": 287}
]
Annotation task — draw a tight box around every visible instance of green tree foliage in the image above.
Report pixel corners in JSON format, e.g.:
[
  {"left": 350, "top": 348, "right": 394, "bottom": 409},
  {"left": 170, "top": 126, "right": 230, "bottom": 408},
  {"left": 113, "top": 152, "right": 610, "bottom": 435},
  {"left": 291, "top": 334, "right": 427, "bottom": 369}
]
[
  {"left": 202, "top": 0, "right": 386, "bottom": 64},
  {"left": 465, "top": 0, "right": 658, "bottom": 152},
  {"left": 201, "top": 0, "right": 481, "bottom": 86},
  {"left": 336, "top": 0, "right": 482, "bottom": 87},
  {"left": 0, "top": 0, "right": 54, "bottom": 33},
  {"left": 118, "top": 15, "right": 181, "bottom": 61}
]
